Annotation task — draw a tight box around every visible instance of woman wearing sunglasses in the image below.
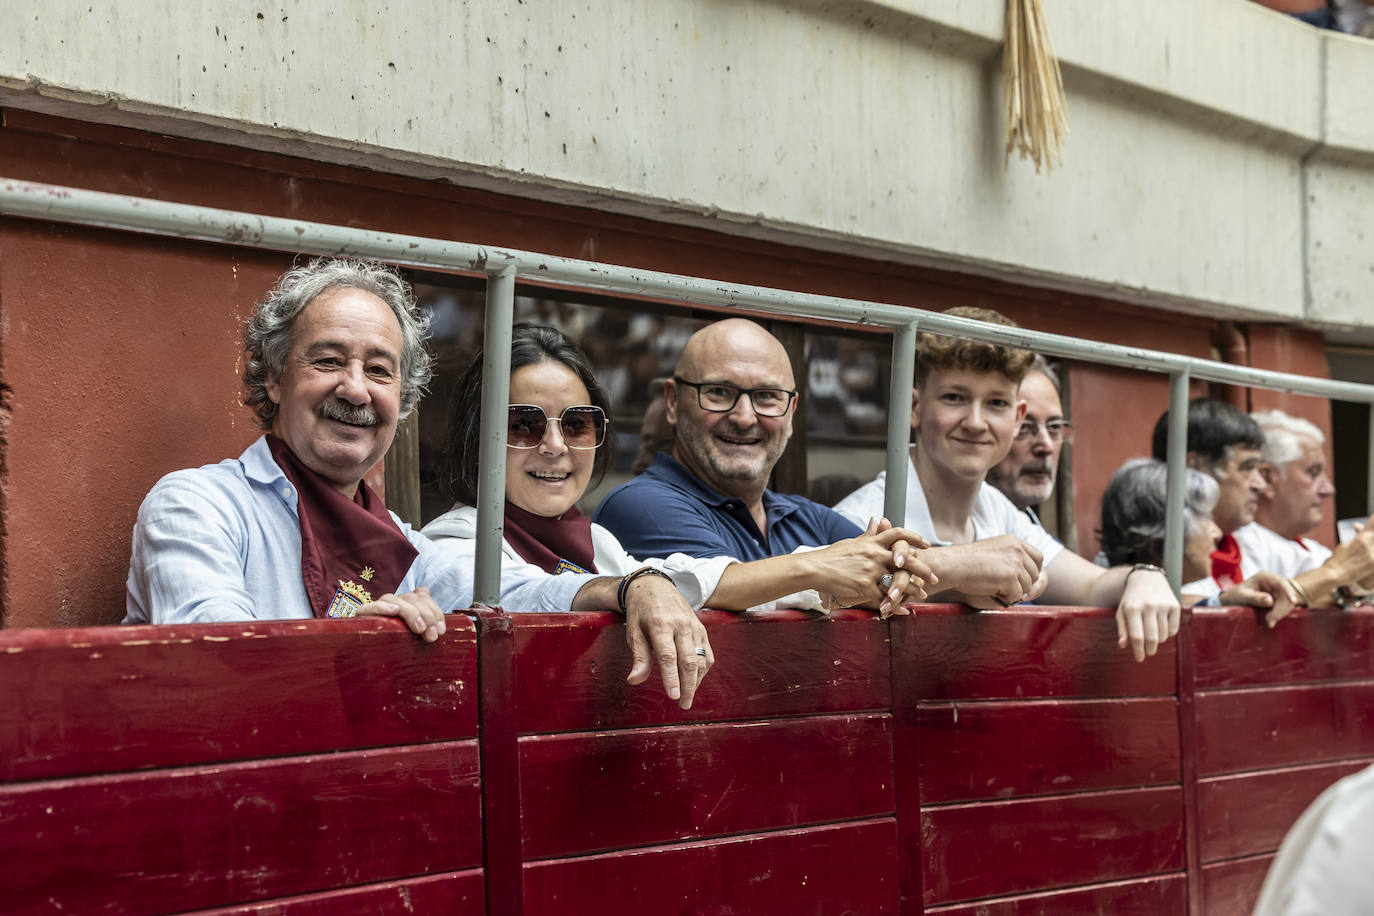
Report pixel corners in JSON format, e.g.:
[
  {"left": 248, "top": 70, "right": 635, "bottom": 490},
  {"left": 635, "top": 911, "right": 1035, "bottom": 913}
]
[{"left": 423, "top": 325, "right": 933, "bottom": 614}]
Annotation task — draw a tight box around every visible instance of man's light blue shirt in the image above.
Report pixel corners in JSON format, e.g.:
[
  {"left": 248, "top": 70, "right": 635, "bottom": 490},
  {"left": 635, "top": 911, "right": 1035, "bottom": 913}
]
[{"left": 125, "top": 436, "right": 591, "bottom": 624}]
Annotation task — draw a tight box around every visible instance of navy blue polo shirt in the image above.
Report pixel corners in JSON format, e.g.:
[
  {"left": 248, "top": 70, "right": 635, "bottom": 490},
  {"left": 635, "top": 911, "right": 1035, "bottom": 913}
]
[{"left": 593, "top": 453, "right": 862, "bottom": 561}]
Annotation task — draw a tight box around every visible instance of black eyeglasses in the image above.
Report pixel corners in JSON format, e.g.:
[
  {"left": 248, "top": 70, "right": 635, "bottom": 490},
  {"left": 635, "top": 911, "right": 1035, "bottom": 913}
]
[
  {"left": 673, "top": 377, "right": 796, "bottom": 417},
  {"left": 1014, "top": 419, "right": 1073, "bottom": 443},
  {"left": 507, "top": 404, "right": 608, "bottom": 449}
]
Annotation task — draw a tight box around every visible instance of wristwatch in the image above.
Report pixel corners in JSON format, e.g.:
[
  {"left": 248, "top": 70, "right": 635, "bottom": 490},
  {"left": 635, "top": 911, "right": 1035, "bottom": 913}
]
[{"left": 1128, "top": 562, "right": 1166, "bottom": 580}]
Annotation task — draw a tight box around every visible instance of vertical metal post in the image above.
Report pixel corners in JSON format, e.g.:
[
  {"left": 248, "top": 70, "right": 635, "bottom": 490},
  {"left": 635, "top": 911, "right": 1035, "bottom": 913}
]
[
  {"left": 1162, "top": 369, "right": 1190, "bottom": 593},
  {"left": 1367, "top": 402, "right": 1374, "bottom": 517},
  {"left": 473, "top": 265, "right": 517, "bottom": 607},
  {"left": 882, "top": 321, "right": 919, "bottom": 528}
]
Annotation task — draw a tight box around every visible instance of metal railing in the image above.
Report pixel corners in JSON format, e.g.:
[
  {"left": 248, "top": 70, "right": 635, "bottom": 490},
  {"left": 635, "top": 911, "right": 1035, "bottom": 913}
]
[{"left": 5, "top": 178, "right": 1374, "bottom": 600}]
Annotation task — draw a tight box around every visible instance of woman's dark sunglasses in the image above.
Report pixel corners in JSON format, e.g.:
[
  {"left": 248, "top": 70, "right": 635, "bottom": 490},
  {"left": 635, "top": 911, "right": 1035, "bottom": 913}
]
[{"left": 507, "top": 404, "right": 608, "bottom": 450}]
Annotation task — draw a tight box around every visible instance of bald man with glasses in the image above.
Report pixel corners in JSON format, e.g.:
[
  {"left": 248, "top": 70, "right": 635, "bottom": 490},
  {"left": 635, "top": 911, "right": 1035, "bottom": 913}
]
[{"left": 595, "top": 318, "right": 875, "bottom": 568}]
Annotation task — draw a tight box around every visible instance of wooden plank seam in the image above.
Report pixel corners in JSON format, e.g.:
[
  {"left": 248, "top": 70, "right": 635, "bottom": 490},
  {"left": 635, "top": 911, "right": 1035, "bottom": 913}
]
[{"left": 469, "top": 607, "right": 521, "bottom": 916}]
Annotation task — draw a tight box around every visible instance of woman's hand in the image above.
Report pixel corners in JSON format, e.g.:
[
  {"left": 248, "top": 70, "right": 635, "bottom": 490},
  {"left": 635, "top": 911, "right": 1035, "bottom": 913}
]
[{"left": 815, "top": 517, "right": 936, "bottom": 617}]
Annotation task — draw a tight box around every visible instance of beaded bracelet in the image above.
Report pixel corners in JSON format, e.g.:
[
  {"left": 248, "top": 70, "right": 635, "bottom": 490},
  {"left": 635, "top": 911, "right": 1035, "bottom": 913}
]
[{"left": 617, "top": 566, "right": 673, "bottom": 612}]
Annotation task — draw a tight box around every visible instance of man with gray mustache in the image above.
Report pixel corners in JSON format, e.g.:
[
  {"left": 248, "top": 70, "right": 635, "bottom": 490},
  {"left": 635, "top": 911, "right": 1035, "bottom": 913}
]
[
  {"left": 319, "top": 398, "right": 378, "bottom": 428},
  {"left": 986, "top": 356, "right": 1069, "bottom": 530},
  {"left": 125, "top": 258, "right": 714, "bottom": 709}
]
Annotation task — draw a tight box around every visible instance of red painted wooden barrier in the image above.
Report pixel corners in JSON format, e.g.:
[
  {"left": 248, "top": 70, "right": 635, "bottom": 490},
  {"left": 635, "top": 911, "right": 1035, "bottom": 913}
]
[
  {"left": 1190, "top": 606, "right": 1374, "bottom": 916},
  {"left": 1, "top": 604, "right": 1368, "bottom": 914},
  {"left": 0, "top": 618, "right": 485, "bottom": 916}
]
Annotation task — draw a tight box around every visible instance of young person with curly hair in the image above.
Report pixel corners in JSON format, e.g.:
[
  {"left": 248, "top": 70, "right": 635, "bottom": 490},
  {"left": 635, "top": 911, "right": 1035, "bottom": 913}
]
[{"left": 835, "top": 306, "right": 1180, "bottom": 662}]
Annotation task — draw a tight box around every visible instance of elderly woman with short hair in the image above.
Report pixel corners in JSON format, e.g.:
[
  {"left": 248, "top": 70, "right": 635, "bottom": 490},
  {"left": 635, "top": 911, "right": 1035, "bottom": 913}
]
[{"left": 1098, "top": 458, "right": 1297, "bottom": 623}]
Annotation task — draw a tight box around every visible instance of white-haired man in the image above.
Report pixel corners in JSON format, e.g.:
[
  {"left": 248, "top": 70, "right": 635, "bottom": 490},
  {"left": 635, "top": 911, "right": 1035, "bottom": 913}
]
[
  {"left": 1236, "top": 409, "right": 1374, "bottom": 616},
  {"left": 125, "top": 258, "right": 713, "bottom": 708},
  {"left": 1237, "top": 411, "right": 1335, "bottom": 575}
]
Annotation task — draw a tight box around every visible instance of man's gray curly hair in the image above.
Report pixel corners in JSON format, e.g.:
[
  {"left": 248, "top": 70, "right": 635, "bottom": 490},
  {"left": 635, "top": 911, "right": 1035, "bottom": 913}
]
[{"left": 243, "top": 258, "right": 433, "bottom": 428}]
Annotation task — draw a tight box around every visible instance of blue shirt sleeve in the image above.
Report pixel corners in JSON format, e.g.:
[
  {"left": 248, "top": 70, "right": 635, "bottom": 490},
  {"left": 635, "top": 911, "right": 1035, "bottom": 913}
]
[
  {"left": 596, "top": 480, "right": 743, "bottom": 560},
  {"left": 819, "top": 506, "right": 862, "bottom": 541}
]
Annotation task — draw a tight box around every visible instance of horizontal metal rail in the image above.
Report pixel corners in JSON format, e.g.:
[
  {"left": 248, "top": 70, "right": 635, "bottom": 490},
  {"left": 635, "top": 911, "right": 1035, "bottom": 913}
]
[
  {"left": 4, "top": 178, "right": 1373, "bottom": 599},
  {"left": 6, "top": 180, "right": 1373, "bottom": 401}
]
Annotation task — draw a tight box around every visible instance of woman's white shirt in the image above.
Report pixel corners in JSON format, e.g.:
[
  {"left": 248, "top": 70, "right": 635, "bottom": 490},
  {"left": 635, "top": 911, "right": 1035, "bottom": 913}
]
[{"left": 422, "top": 505, "right": 735, "bottom": 611}]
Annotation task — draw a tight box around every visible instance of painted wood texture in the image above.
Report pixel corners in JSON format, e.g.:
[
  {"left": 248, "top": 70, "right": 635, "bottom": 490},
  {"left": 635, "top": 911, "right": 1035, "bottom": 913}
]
[
  {"left": 471, "top": 608, "right": 524, "bottom": 916},
  {"left": 1201, "top": 854, "right": 1277, "bottom": 916},
  {"left": 187, "top": 871, "right": 484, "bottom": 915},
  {"left": 0, "top": 741, "right": 481, "bottom": 916},
  {"left": 0, "top": 617, "right": 477, "bottom": 782},
  {"left": 917, "top": 697, "right": 1180, "bottom": 803},
  {"left": 890, "top": 613, "right": 928, "bottom": 913},
  {"left": 907, "top": 606, "right": 1177, "bottom": 700},
  {"left": 521, "top": 819, "right": 900, "bottom": 916},
  {"left": 1193, "top": 606, "right": 1374, "bottom": 688},
  {"left": 1196, "top": 681, "right": 1374, "bottom": 775},
  {"left": 1177, "top": 604, "right": 1203, "bottom": 916},
  {"left": 510, "top": 608, "right": 893, "bottom": 733},
  {"left": 921, "top": 786, "right": 1186, "bottom": 905},
  {"left": 1199, "top": 759, "right": 1373, "bottom": 862},
  {"left": 519, "top": 713, "right": 893, "bottom": 858},
  {"left": 925, "top": 872, "right": 1187, "bottom": 915},
  {"left": 7, "top": 604, "right": 1369, "bottom": 915}
]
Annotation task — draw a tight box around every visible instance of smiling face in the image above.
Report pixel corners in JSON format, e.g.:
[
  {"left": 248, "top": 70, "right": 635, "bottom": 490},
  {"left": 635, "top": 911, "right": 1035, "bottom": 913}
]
[
  {"left": 266, "top": 286, "right": 403, "bottom": 496},
  {"left": 1259, "top": 435, "right": 1334, "bottom": 539},
  {"left": 912, "top": 367, "right": 1026, "bottom": 485},
  {"left": 985, "top": 370, "right": 1064, "bottom": 510},
  {"left": 667, "top": 319, "right": 795, "bottom": 500},
  {"left": 505, "top": 360, "right": 597, "bottom": 518},
  {"left": 1203, "top": 446, "right": 1266, "bottom": 535}
]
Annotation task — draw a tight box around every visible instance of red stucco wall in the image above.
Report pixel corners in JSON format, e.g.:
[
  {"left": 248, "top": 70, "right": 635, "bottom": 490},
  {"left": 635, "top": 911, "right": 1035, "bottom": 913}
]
[
  {"left": 0, "top": 109, "right": 1335, "bottom": 628},
  {"left": 0, "top": 222, "right": 282, "bottom": 627}
]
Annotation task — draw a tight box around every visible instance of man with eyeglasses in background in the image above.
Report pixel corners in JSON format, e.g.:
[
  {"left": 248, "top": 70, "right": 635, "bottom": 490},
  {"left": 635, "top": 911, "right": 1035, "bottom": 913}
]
[{"left": 986, "top": 356, "right": 1071, "bottom": 531}]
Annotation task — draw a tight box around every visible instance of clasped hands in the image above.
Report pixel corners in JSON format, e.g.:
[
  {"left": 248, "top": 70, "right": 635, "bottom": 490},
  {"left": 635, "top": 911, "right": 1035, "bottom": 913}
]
[{"left": 816, "top": 517, "right": 937, "bottom": 618}]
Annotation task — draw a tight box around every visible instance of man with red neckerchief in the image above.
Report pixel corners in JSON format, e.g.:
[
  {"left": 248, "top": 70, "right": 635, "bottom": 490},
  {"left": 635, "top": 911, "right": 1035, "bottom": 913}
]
[
  {"left": 125, "top": 259, "right": 713, "bottom": 709},
  {"left": 1151, "top": 399, "right": 1267, "bottom": 600},
  {"left": 1237, "top": 409, "right": 1374, "bottom": 621}
]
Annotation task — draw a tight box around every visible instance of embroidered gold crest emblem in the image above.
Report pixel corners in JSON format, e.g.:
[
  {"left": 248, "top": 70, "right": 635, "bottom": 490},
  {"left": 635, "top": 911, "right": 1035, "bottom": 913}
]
[{"left": 327, "top": 579, "right": 373, "bottom": 618}]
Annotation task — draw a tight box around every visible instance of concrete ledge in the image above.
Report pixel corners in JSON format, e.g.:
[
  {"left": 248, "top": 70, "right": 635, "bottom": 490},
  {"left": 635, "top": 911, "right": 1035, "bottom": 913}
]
[{"left": 1, "top": 0, "right": 1371, "bottom": 332}]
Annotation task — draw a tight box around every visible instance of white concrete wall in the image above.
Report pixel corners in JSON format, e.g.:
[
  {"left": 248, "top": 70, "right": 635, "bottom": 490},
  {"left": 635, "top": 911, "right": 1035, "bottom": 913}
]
[{"left": 2, "top": 0, "right": 1371, "bottom": 337}]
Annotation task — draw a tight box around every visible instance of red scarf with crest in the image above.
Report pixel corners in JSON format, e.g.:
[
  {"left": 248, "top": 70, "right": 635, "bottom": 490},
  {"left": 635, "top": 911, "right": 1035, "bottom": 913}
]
[
  {"left": 502, "top": 500, "right": 598, "bottom": 575},
  {"left": 266, "top": 435, "right": 418, "bottom": 617}
]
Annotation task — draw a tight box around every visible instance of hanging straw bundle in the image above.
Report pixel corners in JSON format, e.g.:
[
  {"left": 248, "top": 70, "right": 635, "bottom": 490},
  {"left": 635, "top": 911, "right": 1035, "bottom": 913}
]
[{"left": 1003, "top": 0, "right": 1069, "bottom": 173}]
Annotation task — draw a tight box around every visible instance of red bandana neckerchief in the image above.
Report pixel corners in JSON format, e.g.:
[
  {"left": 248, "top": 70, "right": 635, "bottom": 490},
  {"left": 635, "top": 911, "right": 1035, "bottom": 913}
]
[
  {"left": 1210, "top": 532, "right": 1245, "bottom": 589},
  {"left": 502, "top": 500, "right": 597, "bottom": 575},
  {"left": 266, "top": 435, "right": 418, "bottom": 618}
]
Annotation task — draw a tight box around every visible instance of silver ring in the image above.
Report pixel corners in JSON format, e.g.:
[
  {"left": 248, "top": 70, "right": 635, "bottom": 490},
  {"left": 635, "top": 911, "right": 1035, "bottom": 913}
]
[
  {"left": 878, "top": 573, "right": 894, "bottom": 590},
  {"left": 694, "top": 647, "right": 707, "bottom": 657}
]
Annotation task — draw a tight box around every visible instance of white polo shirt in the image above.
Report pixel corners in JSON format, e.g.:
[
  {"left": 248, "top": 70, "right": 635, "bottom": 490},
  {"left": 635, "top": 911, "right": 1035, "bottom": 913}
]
[
  {"left": 1235, "top": 522, "right": 1332, "bottom": 580},
  {"left": 833, "top": 458, "right": 1063, "bottom": 567}
]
